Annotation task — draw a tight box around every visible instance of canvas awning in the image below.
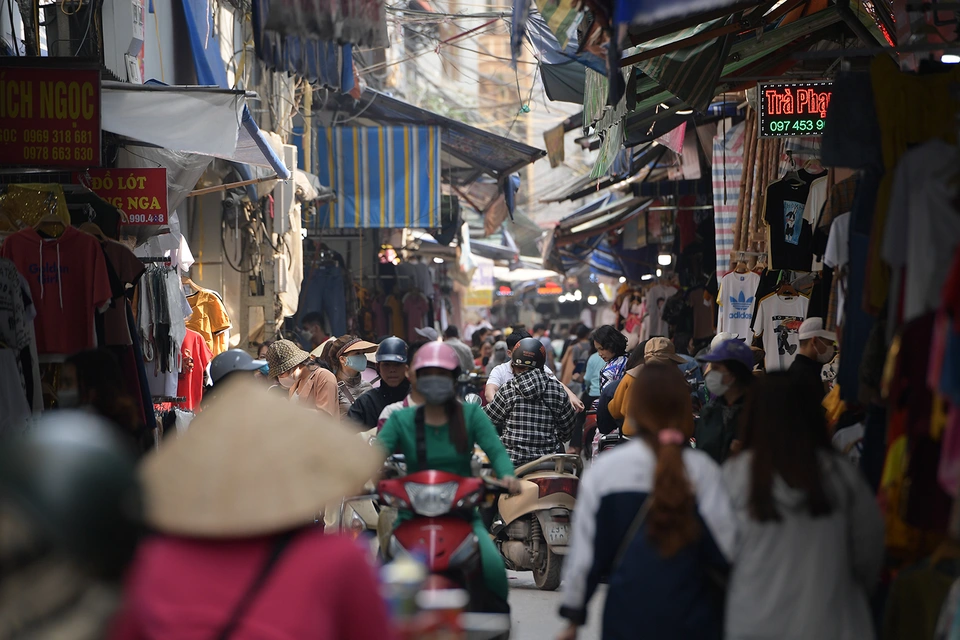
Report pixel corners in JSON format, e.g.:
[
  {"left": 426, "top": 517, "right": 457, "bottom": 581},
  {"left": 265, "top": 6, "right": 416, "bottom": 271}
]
[{"left": 101, "top": 83, "right": 291, "bottom": 179}]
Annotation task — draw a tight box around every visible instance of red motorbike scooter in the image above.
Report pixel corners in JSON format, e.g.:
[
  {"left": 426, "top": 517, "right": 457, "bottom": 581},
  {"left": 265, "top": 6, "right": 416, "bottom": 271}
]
[{"left": 378, "top": 469, "right": 510, "bottom": 619}]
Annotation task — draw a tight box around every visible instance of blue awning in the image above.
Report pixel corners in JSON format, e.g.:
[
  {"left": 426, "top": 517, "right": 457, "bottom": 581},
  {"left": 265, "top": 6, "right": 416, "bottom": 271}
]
[
  {"left": 314, "top": 126, "right": 442, "bottom": 229},
  {"left": 180, "top": 0, "right": 291, "bottom": 179}
]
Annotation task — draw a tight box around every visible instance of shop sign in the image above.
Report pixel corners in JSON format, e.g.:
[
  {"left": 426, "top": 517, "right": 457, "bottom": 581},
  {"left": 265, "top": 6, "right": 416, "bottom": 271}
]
[
  {"left": 496, "top": 285, "right": 514, "bottom": 297},
  {"left": 0, "top": 66, "right": 101, "bottom": 167},
  {"left": 465, "top": 256, "right": 494, "bottom": 308},
  {"left": 537, "top": 282, "right": 563, "bottom": 296},
  {"left": 77, "top": 168, "right": 168, "bottom": 225},
  {"left": 758, "top": 82, "right": 833, "bottom": 137}
]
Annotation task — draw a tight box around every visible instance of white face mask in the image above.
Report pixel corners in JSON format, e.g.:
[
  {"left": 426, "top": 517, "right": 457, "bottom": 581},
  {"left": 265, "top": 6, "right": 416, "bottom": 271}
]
[
  {"left": 278, "top": 370, "right": 298, "bottom": 388},
  {"left": 704, "top": 370, "right": 731, "bottom": 397},
  {"left": 815, "top": 341, "right": 836, "bottom": 364}
]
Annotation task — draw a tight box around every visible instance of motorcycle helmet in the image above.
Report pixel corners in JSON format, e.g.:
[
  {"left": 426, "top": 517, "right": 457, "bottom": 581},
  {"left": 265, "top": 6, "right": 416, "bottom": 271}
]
[
  {"left": 412, "top": 342, "right": 461, "bottom": 376},
  {"left": 512, "top": 337, "right": 546, "bottom": 370},
  {"left": 210, "top": 349, "right": 267, "bottom": 384},
  {"left": 376, "top": 337, "right": 409, "bottom": 364},
  {"left": 0, "top": 412, "right": 142, "bottom": 579}
]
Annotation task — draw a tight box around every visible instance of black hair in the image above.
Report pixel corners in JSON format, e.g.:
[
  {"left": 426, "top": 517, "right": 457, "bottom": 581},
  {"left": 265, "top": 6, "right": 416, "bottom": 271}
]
[
  {"left": 301, "top": 312, "right": 324, "bottom": 328},
  {"left": 625, "top": 346, "right": 646, "bottom": 370},
  {"left": 591, "top": 325, "right": 628, "bottom": 357},
  {"left": 741, "top": 372, "right": 833, "bottom": 522},
  {"left": 533, "top": 322, "right": 547, "bottom": 333},
  {"left": 576, "top": 324, "right": 592, "bottom": 340},
  {"left": 724, "top": 360, "right": 754, "bottom": 387},
  {"left": 444, "top": 325, "right": 460, "bottom": 339},
  {"left": 506, "top": 330, "right": 532, "bottom": 351}
]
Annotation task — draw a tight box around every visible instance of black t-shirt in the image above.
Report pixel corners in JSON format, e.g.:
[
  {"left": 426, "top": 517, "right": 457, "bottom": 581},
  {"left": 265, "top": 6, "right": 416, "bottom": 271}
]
[
  {"left": 788, "top": 353, "right": 826, "bottom": 400},
  {"left": 765, "top": 170, "right": 826, "bottom": 272}
]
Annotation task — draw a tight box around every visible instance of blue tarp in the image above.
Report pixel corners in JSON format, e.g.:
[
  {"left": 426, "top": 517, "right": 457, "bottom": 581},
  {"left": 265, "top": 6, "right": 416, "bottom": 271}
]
[{"left": 179, "top": 0, "right": 291, "bottom": 188}]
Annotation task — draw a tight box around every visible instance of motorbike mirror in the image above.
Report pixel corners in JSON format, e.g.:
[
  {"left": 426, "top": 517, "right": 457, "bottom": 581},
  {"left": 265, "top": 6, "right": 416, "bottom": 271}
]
[{"left": 463, "top": 393, "right": 482, "bottom": 405}]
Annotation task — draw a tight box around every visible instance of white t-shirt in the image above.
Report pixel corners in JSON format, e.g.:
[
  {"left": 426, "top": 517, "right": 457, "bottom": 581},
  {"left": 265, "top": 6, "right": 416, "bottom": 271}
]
[
  {"left": 805, "top": 177, "right": 828, "bottom": 271},
  {"left": 644, "top": 284, "right": 678, "bottom": 338},
  {"left": 753, "top": 294, "right": 809, "bottom": 371},
  {"left": 823, "top": 212, "right": 851, "bottom": 328},
  {"left": 832, "top": 422, "right": 865, "bottom": 466},
  {"left": 882, "top": 139, "right": 960, "bottom": 325},
  {"left": 716, "top": 271, "right": 761, "bottom": 342},
  {"left": 487, "top": 361, "right": 556, "bottom": 388}
]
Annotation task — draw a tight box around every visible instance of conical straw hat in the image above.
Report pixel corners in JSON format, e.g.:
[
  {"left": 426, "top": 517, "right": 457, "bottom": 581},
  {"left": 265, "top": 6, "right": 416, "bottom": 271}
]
[{"left": 140, "top": 378, "right": 385, "bottom": 537}]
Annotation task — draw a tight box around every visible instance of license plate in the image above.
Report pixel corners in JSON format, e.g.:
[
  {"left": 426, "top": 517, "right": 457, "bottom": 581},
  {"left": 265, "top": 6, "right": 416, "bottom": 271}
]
[{"left": 547, "top": 524, "right": 569, "bottom": 544}]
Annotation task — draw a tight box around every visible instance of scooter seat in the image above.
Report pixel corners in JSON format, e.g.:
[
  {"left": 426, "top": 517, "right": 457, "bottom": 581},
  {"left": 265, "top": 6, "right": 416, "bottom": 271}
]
[{"left": 514, "top": 454, "right": 582, "bottom": 478}]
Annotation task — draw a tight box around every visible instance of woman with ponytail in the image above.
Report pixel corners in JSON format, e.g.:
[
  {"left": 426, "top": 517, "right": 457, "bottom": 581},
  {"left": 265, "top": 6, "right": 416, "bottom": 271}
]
[
  {"left": 377, "top": 342, "right": 521, "bottom": 610},
  {"left": 558, "top": 363, "right": 736, "bottom": 640}
]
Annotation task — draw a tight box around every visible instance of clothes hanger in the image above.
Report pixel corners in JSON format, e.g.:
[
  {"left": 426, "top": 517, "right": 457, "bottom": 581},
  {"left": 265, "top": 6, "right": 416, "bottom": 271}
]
[
  {"left": 181, "top": 275, "right": 204, "bottom": 293},
  {"left": 784, "top": 151, "right": 805, "bottom": 187},
  {"left": 33, "top": 212, "right": 66, "bottom": 238},
  {"left": 734, "top": 252, "right": 750, "bottom": 274},
  {"left": 775, "top": 270, "right": 798, "bottom": 297},
  {"left": 78, "top": 221, "right": 107, "bottom": 241}
]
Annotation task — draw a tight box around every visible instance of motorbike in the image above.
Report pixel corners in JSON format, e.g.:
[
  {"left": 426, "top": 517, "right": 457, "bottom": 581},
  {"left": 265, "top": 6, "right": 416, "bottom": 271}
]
[
  {"left": 378, "top": 467, "right": 511, "bottom": 623},
  {"left": 492, "top": 453, "right": 581, "bottom": 591}
]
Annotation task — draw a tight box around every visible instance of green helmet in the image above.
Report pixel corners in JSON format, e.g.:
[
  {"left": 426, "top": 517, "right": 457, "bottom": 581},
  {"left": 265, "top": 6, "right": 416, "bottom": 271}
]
[{"left": 0, "top": 412, "right": 143, "bottom": 579}]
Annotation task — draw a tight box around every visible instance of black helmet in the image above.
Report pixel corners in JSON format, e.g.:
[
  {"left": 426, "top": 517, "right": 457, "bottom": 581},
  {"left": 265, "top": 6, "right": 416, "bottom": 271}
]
[
  {"left": 376, "top": 337, "right": 409, "bottom": 364},
  {"left": 210, "top": 349, "right": 267, "bottom": 384},
  {"left": 512, "top": 337, "right": 546, "bottom": 370},
  {"left": 0, "top": 412, "right": 142, "bottom": 579}
]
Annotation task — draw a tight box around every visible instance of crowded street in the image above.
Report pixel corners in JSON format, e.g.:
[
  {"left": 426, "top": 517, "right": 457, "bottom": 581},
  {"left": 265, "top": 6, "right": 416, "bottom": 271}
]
[{"left": 1, "top": 0, "right": 960, "bottom": 638}]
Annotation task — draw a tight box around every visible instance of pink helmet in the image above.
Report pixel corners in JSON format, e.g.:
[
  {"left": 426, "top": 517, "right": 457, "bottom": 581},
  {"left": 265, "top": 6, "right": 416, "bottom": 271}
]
[{"left": 412, "top": 342, "right": 461, "bottom": 373}]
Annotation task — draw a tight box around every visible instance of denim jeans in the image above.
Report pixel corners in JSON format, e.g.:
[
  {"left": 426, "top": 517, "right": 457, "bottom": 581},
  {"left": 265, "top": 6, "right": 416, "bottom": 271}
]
[{"left": 300, "top": 266, "right": 347, "bottom": 337}]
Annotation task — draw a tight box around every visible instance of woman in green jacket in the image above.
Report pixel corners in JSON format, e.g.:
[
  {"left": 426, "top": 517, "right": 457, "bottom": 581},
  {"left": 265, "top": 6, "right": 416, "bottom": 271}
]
[{"left": 378, "top": 341, "right": 520, "bottom": 606}]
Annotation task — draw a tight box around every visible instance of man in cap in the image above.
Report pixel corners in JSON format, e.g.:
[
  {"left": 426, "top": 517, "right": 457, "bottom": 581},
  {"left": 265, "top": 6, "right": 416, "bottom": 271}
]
[
  {"left": 346, "top": 337, "right": 412, "bottom": 430},
  {"left": 442, "top": 325, "right": 476, "bottom": 372},
  {"left": 204, "top": 349, "right": 269, "bottom": 406},
  {"left": 485, "top": 337, "right": 577, "bottom": 466},
  {"left": 694, "top": 339, "right": 757, "bottom": 464},
  {"left": 790, "top": 317, "right": 837, "bottom": 400}
]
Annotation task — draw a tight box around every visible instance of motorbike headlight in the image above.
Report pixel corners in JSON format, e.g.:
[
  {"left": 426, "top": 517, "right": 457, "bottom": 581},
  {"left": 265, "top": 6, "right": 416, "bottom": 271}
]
[
  {"left": 404, "top": 481, "right": 459, "bottom": 517},
  {"left": 348, "top": 511, "right": 365, "bottom": 540}
]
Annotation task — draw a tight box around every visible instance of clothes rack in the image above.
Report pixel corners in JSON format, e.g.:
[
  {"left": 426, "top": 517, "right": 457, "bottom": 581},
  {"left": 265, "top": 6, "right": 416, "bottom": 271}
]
[{"left": 152, "top": 395, "right": 185, "bottom": 403}]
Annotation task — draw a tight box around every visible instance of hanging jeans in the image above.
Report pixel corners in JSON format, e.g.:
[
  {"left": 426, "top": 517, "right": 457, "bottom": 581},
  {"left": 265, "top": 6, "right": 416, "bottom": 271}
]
[{"left": 301, "top": 266, "right": 347, "bottom": 337}]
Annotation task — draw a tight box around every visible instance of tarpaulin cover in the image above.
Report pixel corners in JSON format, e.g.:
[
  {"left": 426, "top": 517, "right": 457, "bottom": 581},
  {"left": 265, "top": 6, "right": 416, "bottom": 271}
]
[
  {"left": 615, "top": 0, "right": 748, "bottom": 26},
  {"left": 251, "top": 0, "right": 355, "bottom": 90},
  {"left": 315, "top": 126, "right": 441, "bottom": 229},
  {"left": 257, "top": 0, "right": 386, "bottom": 47}
]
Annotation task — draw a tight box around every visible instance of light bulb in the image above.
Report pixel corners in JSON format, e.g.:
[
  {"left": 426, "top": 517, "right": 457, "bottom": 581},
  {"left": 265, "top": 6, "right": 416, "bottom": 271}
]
[
  {"left": 656, "top": 268, "right": 662, "bottom": 277},
  {"left": 433, "top": 257, "right": 444, "bottom": 264},
  {"left": 943, "top": 54, "right": 960, "bottom": 64},
  {"left": 641, "top": 274, "right": 653, "bottom": 281},
  {"left": 587, "top": 295, "right": 598, "bottom": 305},
  {"left": 574, "top": 290, "right": 583, "bottom": 301},
  {"left": 658, "top": 253, "right": 672, "bottom": 266},
  {"left": 618, "top": 276, "right": 626, "bottom": 283}
]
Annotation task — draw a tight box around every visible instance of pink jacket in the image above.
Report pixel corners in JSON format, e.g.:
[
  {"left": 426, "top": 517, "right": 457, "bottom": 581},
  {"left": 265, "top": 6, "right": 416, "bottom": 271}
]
[{"left": 110, "top": 531, "right": 394, "bottom": 640}]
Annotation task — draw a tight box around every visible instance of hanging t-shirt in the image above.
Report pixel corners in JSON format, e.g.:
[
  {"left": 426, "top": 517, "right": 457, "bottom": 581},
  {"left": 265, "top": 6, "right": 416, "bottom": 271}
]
[
  {"left": 185, "top": 290, "right": 231, "bottom": 356},
  {"left": 0, "top": 226, "right": 111, "bottom": 355},
  {"left": 765, "top": 179, "right": 816, "bottom": 272},
  {"left": 177, "top": 329, "right": 212, "bottom": 412},
  {"left": 644, "top": 284, "right": 678, "bottom": 338},
  {"left": 824, "top": 212, "right": 851, "bottom": 328},
  {"left": 753, "top": 293, "right": 809, "bottom": 372},
  {"left": 717, "top": 271, "right": 761, "bottom": 342},
  {"left": 403, "top": 293, "right": 429, "bottom": 343},
  {"left": 805, "top": 176, "right": 828, "bottom": 271},
  {"left": 100, "top": 240, "right": 145, "bottom": 346}
]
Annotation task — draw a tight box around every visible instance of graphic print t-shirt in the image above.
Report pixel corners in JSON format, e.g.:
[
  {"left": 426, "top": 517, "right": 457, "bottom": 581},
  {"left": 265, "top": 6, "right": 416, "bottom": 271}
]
[
  {"left": 753, "top": 294, "right": 809, "bottom": 371},
  {"left": 0, "top": 227, "right": 111, "bottom": 355},
  {"left": 717, "top": 271, "right": 761, "bottom": 342},
  {"left": 644, "top": 284, "right": 678, "bottom": 338},
  {"left": 765, "top": 178, "right": 816, "bottom": 272}
]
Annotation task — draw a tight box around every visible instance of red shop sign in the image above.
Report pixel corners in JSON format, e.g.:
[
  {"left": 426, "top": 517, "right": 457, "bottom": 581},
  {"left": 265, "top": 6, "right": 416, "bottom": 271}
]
[
  {"left": 0, "top": 65, "right": 101, "bottom": 167},
  {"left": 77, "top": 168, "right": 168, "bottom": 226}
]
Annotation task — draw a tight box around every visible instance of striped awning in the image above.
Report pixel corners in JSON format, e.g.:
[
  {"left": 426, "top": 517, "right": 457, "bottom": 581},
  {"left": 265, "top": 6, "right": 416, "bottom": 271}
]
[{"left": 315, "top": 126, "right": 441, "bottom": 228}]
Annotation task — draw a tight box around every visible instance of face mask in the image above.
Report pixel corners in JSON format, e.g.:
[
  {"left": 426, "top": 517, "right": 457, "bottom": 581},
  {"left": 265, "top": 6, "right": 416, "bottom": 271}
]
[
  {"left": 277, "top": 373, "right": 296, "bottom": 388},
  {"left": 259, "top": 364, "right": 270, "bottom": 376},
  {"left": 816, "top": 342, "right": 836, "bottom": 364},
  {"left": 704, "top": 370, "right": 731, "bottom": 397},
  {"left": 345, "top": 354, "right": 368, "bottom": 372},
  {"left": 417, "top": 375, "right": 456, "bottom": 405},
  {"left": 57, "top": 388, "right": 80, "bottom": 409}
]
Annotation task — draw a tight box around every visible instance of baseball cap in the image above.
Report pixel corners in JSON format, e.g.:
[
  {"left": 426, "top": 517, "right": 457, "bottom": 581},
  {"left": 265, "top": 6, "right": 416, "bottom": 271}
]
[
  {"left": 697, "top": 339, "right": 754, "bottom": 371},
  {"left": 798, "top": 317, "right": 837, "bottom": 342},
  {"left": 415, "top": 327, "right": 439, "bottom": 341},
  {"left": 644, "top": 337, "right": 686, "bottom": 364},
  {"left": 710, "top": 332, "right": 740, "bottom": 351}
]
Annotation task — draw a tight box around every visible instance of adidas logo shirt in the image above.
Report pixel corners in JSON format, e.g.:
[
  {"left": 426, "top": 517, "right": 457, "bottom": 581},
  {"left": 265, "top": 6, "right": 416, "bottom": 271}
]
[{"left": 717, "top": 271, "right": 761, "bottom": 342}]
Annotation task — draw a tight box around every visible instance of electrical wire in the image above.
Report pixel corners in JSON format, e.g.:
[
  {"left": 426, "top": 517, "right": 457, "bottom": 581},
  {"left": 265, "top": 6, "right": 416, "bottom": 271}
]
[{"left": 73, "top": 0, "right": 94, "bottom": 56}]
